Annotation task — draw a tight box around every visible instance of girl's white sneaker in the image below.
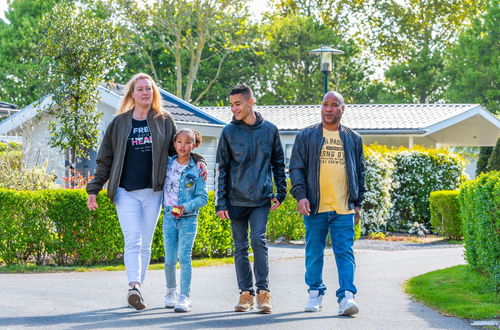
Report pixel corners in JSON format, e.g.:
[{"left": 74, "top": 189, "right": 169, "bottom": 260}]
[
  {"left": 164, "top": 288, "right": 178, "bottom": 308},
  {"left": 174, "top": 294, "right": 192, "bottom": 312}
]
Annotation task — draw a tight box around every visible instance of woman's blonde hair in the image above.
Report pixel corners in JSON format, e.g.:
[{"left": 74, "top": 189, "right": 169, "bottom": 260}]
[{"left": 116, "top": 73, "right": 166, "bottom": 117}]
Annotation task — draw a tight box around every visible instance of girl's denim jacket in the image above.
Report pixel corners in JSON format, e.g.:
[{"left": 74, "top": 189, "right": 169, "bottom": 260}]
[{"left": 163, "top": 155, "right": 208, "bottom": 217}]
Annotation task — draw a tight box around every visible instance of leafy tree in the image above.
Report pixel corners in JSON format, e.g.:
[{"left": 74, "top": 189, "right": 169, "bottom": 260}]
[
  {"left": 39, "top": 2, "right": 122, "bottom": 181},
  {"left": 113, "top": 0, "right": 250, "bottom": 103},
  {"left": 255, "top": 14, "right": 375, "bottom": 105},
  {"left": 476, "top": 147, "right": 493, "bottom": 176},
  {"left": 444, "top": 0, "right": 498, "bottom": 177},
  {"left": 487, "top": 137, "right": 500, "bottom": 172},
  {"left": 444, "top": 0, "right": 499, "bottom": 113},
  {"left": 367, "top": 0, "right": 485, "bottom": 103},
  {"left": 192, "top": 24, "right": 263, "bottom": 106},
  {"left": 0, "top": 0, "right": 67, "bottom": 107}
]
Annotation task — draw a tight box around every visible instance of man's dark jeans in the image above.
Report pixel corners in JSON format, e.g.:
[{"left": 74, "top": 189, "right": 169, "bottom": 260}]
[{"left": 229, "top": 204, "right": 270, "bottom": 294}]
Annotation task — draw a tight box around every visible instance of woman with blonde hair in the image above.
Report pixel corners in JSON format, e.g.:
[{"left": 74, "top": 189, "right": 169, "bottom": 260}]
[{"left": 86, "top": 73, "right": 206, "bottom": 310}]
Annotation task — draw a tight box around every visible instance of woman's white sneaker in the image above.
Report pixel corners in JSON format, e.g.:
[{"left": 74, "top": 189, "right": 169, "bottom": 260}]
[
  {"left": 164, "top": 288, "right": 178, "bottom": 308},
  {"left": 174, "top": 294, "right": 192, "bottom": 312}
]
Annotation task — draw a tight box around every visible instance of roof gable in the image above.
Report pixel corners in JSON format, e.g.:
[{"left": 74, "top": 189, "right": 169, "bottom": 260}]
[{"left": 0, "top": 84, "right": 224, "bottom": 135}]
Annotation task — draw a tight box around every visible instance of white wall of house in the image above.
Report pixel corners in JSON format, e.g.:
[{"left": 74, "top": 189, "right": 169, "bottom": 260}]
[
  {"left": 22, "top": 115, "right": 66, "bottom": 180},
  {"left": 177, "top": 122, "right": 223, "bottom": 191}
]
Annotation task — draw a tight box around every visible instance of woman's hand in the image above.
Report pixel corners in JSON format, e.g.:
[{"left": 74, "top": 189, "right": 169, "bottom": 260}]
[
  {"left": 87, "top": 194, "right": 98, "bottom": 211},
  {"left": 197, "top": 162, "right": 208, "bottom": 181}
]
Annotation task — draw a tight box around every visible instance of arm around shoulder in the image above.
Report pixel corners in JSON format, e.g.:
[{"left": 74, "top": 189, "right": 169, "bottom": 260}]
[{"left": 215, "top": 131, "right": 230, "bottom": 211}]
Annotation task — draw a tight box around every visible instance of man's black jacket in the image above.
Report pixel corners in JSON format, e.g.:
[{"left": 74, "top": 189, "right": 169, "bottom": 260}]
[
  {"left": 289, "top": 123, "right": 366, "bottom": 214},
  {"left": 215, "top": 112, "right": 287, "bottom": 211}
]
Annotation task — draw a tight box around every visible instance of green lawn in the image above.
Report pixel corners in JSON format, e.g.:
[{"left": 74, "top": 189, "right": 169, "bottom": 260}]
[
  {"left": 0, "top": 256, "right": 239, "bottom": 273},
  {"left": 405, "top": 265, "right": 499, "bottom": 320}
]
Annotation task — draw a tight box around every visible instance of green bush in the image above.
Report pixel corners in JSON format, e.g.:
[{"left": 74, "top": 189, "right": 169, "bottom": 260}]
[
  {"left": 191, "top": 191, "right": 234, "bottom": 258},
  {"left": 268, "top": 183, "right": 305, "bottom": 241},
  {"left": 476, "top": 147, "right": 493, "bottom": 176},
  {"left": 459, "top": 171, "right": 500, "bottom": 292},
  {"left": 487, "top": 137, "right": 499, "bottom": 172},
  {"left": 0, "top": 165, "right": 59, "bottom": 190},
  {"left": 0, "top": 189, "right": 121, "bottom": 265},
  {"left": 361, "top": 147, "right": 393, "bottom": 234},
  {"left": 0, "top": 189, "right": 235, "bottom": 266},
  {"left": 0, "top": 141, "right": 22, "bottom": 171},
  {"left": 429, "top": 190, "right": 462, "bottom": 239},
  {"left": 390, "top": 148, "right": 465, "bottom": 230},
  {"left": 0, "top": 186, "right": 363, "bottom": 266},
  {"left": 0, "top": 141, "right": 21, "bottom": 152}
]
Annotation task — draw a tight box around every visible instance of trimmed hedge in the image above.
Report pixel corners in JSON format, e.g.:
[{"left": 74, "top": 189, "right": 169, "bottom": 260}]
[
  {"left": 0, "top": 189, "right": 122, "bottom": 265},
  {"left": 0, "top": 189, "right": 232, "bottom": 265},
  {"left": 459, "top": 171, "right": 500, "bottom": 292},
  {"left": 429, "top": 190, "right": 462, "bottom": 239},
  {"left": 0, "top": 186, "right": 364, "bottom": 266}
]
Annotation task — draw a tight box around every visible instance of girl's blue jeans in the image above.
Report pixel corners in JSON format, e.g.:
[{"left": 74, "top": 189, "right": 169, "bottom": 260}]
[
  {"left": 163, "top": 212, "right": 198, "bottom": 297},
  {"left": 304, "top": 211, "right": 357, "bottom": 302}
]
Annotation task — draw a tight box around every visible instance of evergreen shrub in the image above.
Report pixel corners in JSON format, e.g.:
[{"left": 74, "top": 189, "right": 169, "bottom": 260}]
[
  {"left": 390, "top": 147, "right": 465, "bottom": 229},
  {"left": 361, "top": 146, "right": 393, "bottom": 234},
  {"left": 459, "top": 171, "right": 500, "bottom": 292},
  {"left": 0, "top": 189, "right": 236, "bottom": 266},
  {"left": 429, "top": 190, "right": 462, "bottom": 239}
]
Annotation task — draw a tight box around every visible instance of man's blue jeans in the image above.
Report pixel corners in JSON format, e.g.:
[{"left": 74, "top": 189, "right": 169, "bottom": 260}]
[
  {"left": 304, "top": 211, "right": 356, "bottom": 302},
  {"left": 229, "top": 205, "right": 270, "bottom": 294},
  {"left": 163, "top": 213, "right": 198, "bottom": 297}
]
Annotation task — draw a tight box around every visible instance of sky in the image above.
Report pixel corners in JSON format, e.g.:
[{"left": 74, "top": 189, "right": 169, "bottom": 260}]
[
  {"left": 0, "top": 0, "right": 269, "bottom": 23},
  {"left": 0, "top": 0, "right": 6, "bottom": 22}
]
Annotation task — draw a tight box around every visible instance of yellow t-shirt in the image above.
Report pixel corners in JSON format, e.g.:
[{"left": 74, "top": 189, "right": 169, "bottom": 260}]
[{"left": 318, "top": 129, "right": 354, "bottom": 214}]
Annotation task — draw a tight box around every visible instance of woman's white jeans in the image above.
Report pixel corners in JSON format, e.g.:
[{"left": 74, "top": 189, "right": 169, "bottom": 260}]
[{"left": 115, "top": 187, "right": 162, "bottom": 284}]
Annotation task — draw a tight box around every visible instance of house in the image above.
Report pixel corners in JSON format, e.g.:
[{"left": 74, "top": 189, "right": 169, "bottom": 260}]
[
  {"left": 201, "top": 103, "right": 500, "bottom": 177},
  {"left": 0, "top": 101, "right": 20, "bottom": 142},
  {"left": 0, "top": 84, "right": 225, "bottom": 190},
  {"left": 2, "top": 87, "right": 499, "bottom": 188}
]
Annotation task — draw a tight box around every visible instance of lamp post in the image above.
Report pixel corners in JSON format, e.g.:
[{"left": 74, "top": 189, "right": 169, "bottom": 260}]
[{"left": 310, "top": 45, "right": 344, "bottom": 94}]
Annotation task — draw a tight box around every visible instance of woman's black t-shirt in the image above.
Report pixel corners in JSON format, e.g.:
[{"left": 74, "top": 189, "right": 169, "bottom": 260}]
[{"left": 119, "top": 119, "right": 153, "bottom": 191}]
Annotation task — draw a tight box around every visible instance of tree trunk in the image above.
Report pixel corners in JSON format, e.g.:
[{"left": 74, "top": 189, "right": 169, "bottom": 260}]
[{"left": 175, "top": 28, "right": 183, "bottom": 98}]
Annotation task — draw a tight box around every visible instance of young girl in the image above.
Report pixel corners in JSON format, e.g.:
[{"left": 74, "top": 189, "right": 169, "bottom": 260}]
[{"left": 163, "top": 128, "right": 208, "bottom": 312}]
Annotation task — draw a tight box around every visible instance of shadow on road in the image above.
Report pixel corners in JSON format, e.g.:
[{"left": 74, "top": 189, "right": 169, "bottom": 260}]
[{"left": 0, "top": 307, "right": 357, "bottom": 329}]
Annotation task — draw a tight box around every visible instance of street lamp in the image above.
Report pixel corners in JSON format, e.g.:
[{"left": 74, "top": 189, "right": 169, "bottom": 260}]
[{"left": 310, "top": 45, "right": 344, "bottom": 94}]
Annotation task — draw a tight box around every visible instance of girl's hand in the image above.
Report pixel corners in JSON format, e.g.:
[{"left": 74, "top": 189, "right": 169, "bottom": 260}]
[
  {"left": 87, "top": 194, "right": 98, "bottom": 211},
  {"left": 172, "top": 205, "right": 185, "bottom": 218},
  {"left": 197, "top": 162, "right": 208, "bottom": 181}
]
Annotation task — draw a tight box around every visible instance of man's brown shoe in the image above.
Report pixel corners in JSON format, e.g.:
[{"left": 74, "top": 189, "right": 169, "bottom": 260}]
[
  {"left": 234, "top": 291, "right": 254, "bottom": 312},
  {"left": 256, "top": 290, "right": 272, "bottom": 314}
]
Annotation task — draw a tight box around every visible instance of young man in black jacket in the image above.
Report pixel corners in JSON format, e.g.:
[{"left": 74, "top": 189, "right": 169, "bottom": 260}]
[
  {"left": 215, "top": 84, "right": 287, "bottom": 314},
  {"left": 289, "top": 91, "right": 366, "bottom": 316}
]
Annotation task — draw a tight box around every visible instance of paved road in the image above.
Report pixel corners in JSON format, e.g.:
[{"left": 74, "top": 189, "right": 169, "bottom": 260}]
[{"left": 0, "top": 243, "right": 473, "bottom": 329}]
